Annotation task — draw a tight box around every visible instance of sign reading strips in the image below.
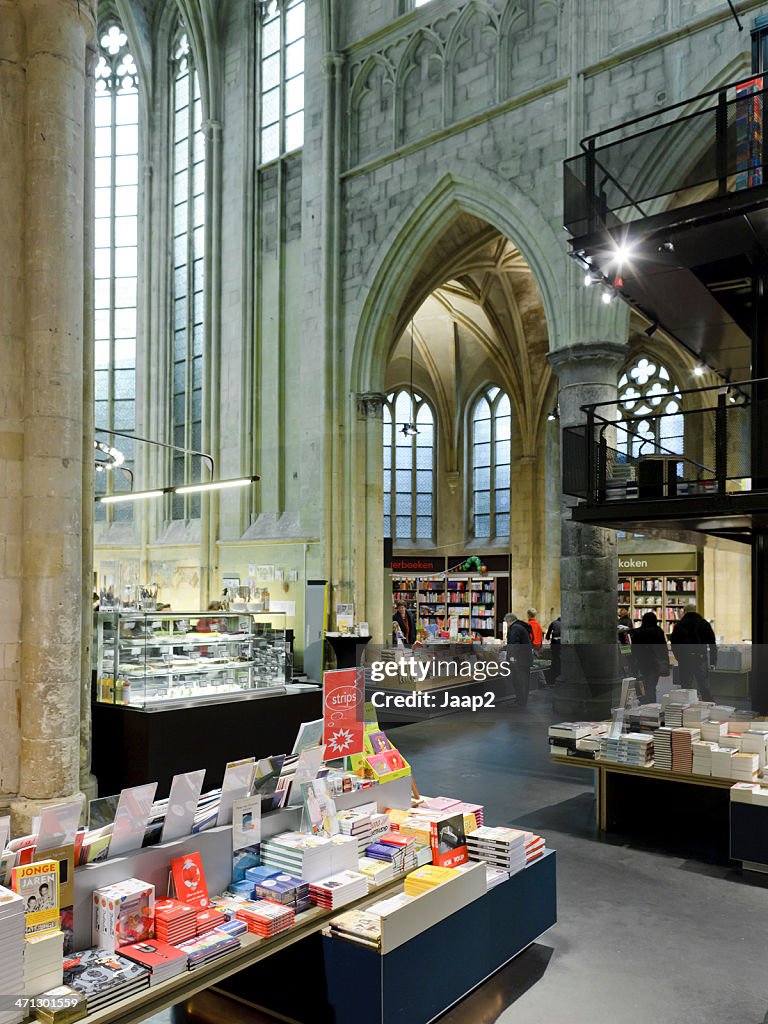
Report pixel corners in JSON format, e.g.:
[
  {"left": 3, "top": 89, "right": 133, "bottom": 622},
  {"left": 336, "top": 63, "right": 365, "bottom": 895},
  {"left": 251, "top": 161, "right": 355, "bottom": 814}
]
[{"left": 322, "top": 667, "right": 365, "bottom": 759}]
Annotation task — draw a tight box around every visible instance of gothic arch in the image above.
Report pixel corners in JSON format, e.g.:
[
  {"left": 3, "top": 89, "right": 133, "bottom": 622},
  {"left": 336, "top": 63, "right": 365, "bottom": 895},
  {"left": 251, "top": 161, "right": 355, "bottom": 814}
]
[
  {"left": 395, "top": 28, "right": 445, "bottom": 146},
  {"left": 350, "top": 174, "right": 565, "bottom": 400},
  {"left": 445, "top": 0, "right": 499, "bottom": 123},
  {"left": 497, "top": 1, "right": 531, "bottom": 101},
  {"left": 349, "top": 54, "right": 396, "bottom": 166}
]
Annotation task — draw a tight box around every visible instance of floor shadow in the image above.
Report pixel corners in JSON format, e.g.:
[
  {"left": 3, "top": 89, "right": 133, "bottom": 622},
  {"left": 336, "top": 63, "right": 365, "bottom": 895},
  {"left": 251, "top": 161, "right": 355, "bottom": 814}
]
[
  {"left": 508, "top": 793, "right": 598, "bottom": 840},
  {"left": 436, "top": 944, "right": 555, "bottom": 1023}
]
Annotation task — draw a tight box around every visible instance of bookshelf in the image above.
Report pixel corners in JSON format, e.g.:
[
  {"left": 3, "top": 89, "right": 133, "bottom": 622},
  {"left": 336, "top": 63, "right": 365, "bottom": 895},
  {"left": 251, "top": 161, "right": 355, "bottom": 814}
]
[
  {"left": 391, "top": 575, "right": 498, "bottom": 636},
  {"left": 617, "top": 572, "right": 698, "bottom": 635}
]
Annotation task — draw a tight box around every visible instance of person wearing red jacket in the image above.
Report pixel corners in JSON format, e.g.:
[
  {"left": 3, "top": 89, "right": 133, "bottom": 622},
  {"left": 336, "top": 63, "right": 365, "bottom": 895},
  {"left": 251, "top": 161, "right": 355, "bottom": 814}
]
[{"left": 527, "top": 608, "right": 543, "bottom": 651}]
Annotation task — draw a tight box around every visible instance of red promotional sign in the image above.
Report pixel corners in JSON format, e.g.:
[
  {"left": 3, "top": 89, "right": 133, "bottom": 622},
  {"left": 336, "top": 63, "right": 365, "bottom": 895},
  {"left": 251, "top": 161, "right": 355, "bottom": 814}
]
[{"left": 322, "top": 668, "right": 365, "bottom": 759}]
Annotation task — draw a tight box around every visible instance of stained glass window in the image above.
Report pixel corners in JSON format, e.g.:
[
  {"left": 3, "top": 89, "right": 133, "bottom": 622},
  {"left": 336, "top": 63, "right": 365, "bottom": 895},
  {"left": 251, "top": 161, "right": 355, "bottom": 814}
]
[{"left": 617, "top": 357, "right": 683, "bottom": 461}]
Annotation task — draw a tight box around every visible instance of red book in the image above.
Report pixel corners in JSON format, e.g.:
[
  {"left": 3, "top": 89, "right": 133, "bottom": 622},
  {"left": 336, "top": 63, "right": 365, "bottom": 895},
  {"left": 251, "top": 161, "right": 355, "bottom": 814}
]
[
  {"left": 378, "top": 833, "right": 410, "bottom": 848},
  {"left": 118, "top": 939, "right": 188, "bottom": 972},
  {"left": 429, "top": 814, "right": 468, "bottom": 869},
  {"left": 170, "top": 853, "right": 210, "bottom": 909}
]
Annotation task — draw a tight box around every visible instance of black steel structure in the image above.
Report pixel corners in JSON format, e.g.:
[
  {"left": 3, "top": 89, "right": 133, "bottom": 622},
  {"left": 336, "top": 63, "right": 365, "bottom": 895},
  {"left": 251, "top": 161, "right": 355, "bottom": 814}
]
[{"left": 563, "top": 66, "right": 768, "bottom": 710}]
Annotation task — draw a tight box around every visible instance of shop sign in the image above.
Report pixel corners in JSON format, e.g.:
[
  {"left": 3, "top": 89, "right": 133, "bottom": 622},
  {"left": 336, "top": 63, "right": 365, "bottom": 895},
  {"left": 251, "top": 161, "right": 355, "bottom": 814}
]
[
  {"left": 618, "top": 552, "right": 698, "bottom": 574},
  {"left": 390, "top": 557, "right": 445, "bottom": 573},
  {"left": 322, "top": 668, "right": 365, "bottom": 758}
]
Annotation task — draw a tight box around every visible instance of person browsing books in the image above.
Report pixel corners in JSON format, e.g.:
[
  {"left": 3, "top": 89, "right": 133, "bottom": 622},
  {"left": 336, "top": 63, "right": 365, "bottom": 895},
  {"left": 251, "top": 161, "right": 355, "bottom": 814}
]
[
  {"left": 392, "top": 602, "right": 416, "bottom": 646},
  {"left": 504, "top": 612, "right": 533, "bottom": 708},
  {"left": 527, "top": 608, "right": 543, "bottom": 651},
  {"left": 670, "top": 611, "right": 717, "bottom": 702}
]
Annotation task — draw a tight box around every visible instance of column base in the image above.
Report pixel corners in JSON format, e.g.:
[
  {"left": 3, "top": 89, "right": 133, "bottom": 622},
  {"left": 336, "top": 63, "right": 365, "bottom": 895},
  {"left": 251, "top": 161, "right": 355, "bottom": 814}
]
[
  {"left": 80, "top": 771, "right": 98, "bottom": 803},
  {"left": 552, "top": 644, "right": 622, "bottom": 719},
  {"left": 10, "top": 791, "right": 86, "bottom": 836}
]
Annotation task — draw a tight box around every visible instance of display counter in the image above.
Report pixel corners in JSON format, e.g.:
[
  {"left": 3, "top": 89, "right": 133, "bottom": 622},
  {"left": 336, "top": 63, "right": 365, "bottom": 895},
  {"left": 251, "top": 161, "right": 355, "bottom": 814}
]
[{"left": 92, "top": 684, "right": 321, "bottom": 797}]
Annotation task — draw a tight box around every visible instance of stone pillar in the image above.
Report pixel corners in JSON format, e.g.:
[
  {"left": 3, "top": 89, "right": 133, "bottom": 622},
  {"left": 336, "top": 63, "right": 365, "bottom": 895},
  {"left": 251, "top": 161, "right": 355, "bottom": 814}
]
[
  {"left": 355, "top": 393, "right": 385, "bottom": 643},
  {"left": 0, "top": 0, "right": 27, "bottom": 813},
  {"left": 13, "top": 0, "right": 95, "bottom": 830},
  {"left": 549, "top": 341, "right": 627, "bottom": 717},
  {"left": 80, "top": 39, "right": 98, "bottom": 801}
]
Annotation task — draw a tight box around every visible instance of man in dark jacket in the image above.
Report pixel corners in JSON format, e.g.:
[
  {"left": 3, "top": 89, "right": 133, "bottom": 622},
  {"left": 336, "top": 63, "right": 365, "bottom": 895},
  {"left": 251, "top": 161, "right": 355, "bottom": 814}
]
[
  {"left": 505, "top": 612, "right": 533, "bottom": 707},
  {"left": 392, "top": 602, "right": 416, "bottom": 645},
  {"left": 670, "top": 611, "right": 717, "bottom": 701},
  {"left": 631, "top": 611, "right": 669, "bottom": 704}
]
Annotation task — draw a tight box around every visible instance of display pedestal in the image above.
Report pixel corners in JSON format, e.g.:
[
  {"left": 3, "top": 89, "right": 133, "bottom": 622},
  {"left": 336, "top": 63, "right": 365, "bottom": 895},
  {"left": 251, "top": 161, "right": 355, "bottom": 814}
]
[
  {"left": 217, "top": 851, "right": 557, "bottom": 1024},
  {"left": 325, "top": 633, "right": 371, "bottom": 668},
  {"left": 91, "top": 686, "right": 322, "bottom": 798}
]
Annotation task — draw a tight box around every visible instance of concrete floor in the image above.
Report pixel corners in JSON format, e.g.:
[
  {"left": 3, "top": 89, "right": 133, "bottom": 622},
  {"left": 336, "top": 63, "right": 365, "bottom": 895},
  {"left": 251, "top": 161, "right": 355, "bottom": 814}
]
[
  {"left": 151, "top": 688, "right": 768, "bottom": 1024},
  {"left": 394, "top": 690, "right": 768, "bottom": 1024}
]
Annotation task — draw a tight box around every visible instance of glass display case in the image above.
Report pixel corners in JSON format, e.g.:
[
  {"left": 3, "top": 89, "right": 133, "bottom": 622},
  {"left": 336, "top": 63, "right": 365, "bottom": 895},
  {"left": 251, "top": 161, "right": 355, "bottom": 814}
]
[{"left": 95, "top": 611, "right": 289, "bottom": 709}]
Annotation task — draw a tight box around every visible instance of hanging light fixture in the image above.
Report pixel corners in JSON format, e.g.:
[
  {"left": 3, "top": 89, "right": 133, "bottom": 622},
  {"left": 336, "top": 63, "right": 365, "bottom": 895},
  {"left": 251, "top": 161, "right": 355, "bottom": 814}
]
[{"left": 401, "top": 318, "right": 419, "bottom": 437}]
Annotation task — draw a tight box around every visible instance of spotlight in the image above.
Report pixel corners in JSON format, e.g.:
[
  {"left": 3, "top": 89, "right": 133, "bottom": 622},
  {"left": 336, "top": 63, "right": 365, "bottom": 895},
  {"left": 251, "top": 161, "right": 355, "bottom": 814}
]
[
  {"left": 583, "top": 267, "right": 602, "bottom": 287},
  {"left": 547, "top": 405, "right": 559, "bottom": 422},
  {"left": 401, "top": 422, "right": 418, "bottom": 437},
  {"left": 601, "top": 288, "right": 615, "bottom": 305},
  {"left": 658, "top": 240, "right": 674, "bottom": 253},
  {"left": 612, "top": 241, "right": 635, "bottom": 266},
  {"left": 693, "top": 365, "right": 706, "bottom": 377},
  {"left": 645, "top": 321, "right": 659, "bottom": 337}
]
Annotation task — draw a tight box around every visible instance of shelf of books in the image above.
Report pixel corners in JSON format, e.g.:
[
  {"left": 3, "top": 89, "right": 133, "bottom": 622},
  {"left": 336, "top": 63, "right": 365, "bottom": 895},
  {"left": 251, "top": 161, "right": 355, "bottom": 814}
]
[
  {"left": 392, "top": 575, "right": 497, "bottom": 637},
  {"left": 618, "top": 573, "right": 698, "bottom": 633},
  {"left": 0, "top": 707, "right": 556, "bottom": 1024}
]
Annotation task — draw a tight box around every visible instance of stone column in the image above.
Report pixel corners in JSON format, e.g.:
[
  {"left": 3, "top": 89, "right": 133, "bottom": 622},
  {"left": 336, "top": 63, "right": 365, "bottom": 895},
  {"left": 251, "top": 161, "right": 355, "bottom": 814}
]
[
  {"left": 548, "top": 341, "right": 627, "bottom": 716},
  {"left": 0, "top": 0, "right": 27, "bottom": 812},
  {"left": 13, "top": 0, "right": 95, "bottom": 830},
  {"left": 356, "top": 393, "right": 385, "bottom": 643},
  {"left": 80, "top": 39, "right": 98, "bottom": 802}
]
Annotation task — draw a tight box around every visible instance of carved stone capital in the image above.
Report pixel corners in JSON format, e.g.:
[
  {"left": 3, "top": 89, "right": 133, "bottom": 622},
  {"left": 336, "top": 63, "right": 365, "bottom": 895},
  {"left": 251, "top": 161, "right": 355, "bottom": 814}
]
[{"left": 357, "top": 392, "right": 386, "bottom": 419}]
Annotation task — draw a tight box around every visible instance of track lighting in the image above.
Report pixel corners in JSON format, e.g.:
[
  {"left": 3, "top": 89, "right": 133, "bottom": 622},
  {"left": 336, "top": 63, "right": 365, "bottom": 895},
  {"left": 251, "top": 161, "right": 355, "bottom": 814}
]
[
  {"left": 401, "top": 422, "right": 418, "bottom": 437},
  {"left": 547, "top": 405, "right": 559, "bottom": 423},
  {"left": 601, "top": 288, "right": 615, "bottom": 305},
  {"left": 693, "top": 365, "right": 707, "bottom": 377},
  {"left": 584, "top": 268, "right": 602, "bottom": 287}
]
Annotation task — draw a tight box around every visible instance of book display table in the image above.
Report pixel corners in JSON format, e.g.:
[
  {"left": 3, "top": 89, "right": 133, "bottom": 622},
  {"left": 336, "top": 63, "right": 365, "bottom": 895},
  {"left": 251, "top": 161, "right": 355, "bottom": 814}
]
[
  {"left": 550, "top": 755, "right": 734, "bottom": 833},
  {"left": 730, "top": 801, "right": 768, "bottom": 871}
]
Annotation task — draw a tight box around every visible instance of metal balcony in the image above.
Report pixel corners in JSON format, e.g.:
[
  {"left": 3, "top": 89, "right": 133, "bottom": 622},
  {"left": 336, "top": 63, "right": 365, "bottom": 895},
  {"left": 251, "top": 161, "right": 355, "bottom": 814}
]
[
  {"left": 564, "top": 378, "right": 768, "bottom": 541},
  {"left": 564, "top": 75, "right": 768, "bottom": 382}
]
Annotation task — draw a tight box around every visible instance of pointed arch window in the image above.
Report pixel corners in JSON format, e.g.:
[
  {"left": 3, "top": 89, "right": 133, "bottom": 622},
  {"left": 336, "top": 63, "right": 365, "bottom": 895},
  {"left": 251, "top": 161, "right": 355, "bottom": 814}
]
[
  {"left": 472, "top": 387, "right": 510, "bottom": 539},
  {"left": 617, "top": 357, "right": 683, "bottom": 460},
  {"left": 94, "top": 22, "right": 139, "bottom": 520},
  {"left": 260, "top": 0, "right": 305, "bottom": 163},
  {"left": 171, "top": 29, "right": 206, "bottom": 520},
  {"left": 383, "top": 391, "right": 435, "bottom": 542}
]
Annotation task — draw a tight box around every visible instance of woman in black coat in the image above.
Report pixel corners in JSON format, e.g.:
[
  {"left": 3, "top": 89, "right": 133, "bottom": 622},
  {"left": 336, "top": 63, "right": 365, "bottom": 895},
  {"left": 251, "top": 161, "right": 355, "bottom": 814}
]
[{"left": 631, "top": 611, "right": 670, "bottom": 704}]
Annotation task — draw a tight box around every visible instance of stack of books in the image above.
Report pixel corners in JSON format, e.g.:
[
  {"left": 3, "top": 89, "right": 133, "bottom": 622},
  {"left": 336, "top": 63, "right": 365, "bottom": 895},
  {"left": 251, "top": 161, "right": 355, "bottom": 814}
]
[
  {"left": 337, "top": 810, "right": 373, "bottom": 854},
  {"left": 453, "top": 802, "right": 485, "bottom": 828},
  {"left": 671, "top": 728, "right": 700, "bottom": 772},
  {"left": 523, "top": 832, "right": 546, "bottom": 864},
  {"left": 254, "top": 874, "right": 312, "bottom": 914},
  {"left": 711, "top": 746, "right": 736, "bottom": 779},
  {"left": 392, "top": 815, "right": 431, "bottom": 847},
  {"left": 485, "top": 865, "right": 509, "bottom": 888},
  {"left": 653, "top": 727, "right": 673, "bottom": 770},
  {"left": 731, "top": 752, "right": 759, "bottom": 782},
  {"left": 194, "top": 908, "right": 226, "bottom": 936},
  {"left": 638, "top": 704, "right": 664, "bottom": 733},
  {"left": 153, "top": 899, "right": 196, "bottom": 945},
  {"left": 692, "top": 741, "right": 715, "bottom": 776},
  {"left": 23, "top": 929, "right": 63, "bottom": 996},
  {"left": 118, "top": 940, "right": 188, "bottom": 985},
  {"left": 597, "top": 734, "right": 653, "bottom": 767},
  {"left": 548, "top": 722, "right": 602, "bottom": 758},
  {"left": 357, "top": 857, "right": 394, "bottom": 889},
  {"left": 466, "top": 827, "right": 526, "bottom": 875},
  {"left": 178, "top": 929, "right": 241, "bottom": 968},
  {"left": 731, "top": 782, "right": 768, "bottom": 805},
  {"left": 682, "top": 705, "right": 710, "bottom": 728},
  {"left": 261, "top": 833, "right": 331, "bottom": 879},
  {"left": 0, "top": 887, "right": 25, "bottom": 1024},
  {"left": 236, "top": 901, "right": 295, "bottom": 937},
  {"left": 309, "top": 870, "right": 368, "bottom": 910},
  {"left": 364, "top": 842, "right": 405, "bottom": 873},
  {"left": 741, "top": 731, "right": 768, "bottom": 769},
  {"left": 403, "top": 865, "right": 459, "bottom": 896},
  {"left": 379, "top": 832, "right": 417, "bottom": 870},
  {"left": 664, "top": 702, "right": 690, "bottom": 728},
  {"left": 62, "top": 950, "right": 150, "bottom": 1013},
  {"left": 210, "top": 895, "right": 251, "bottom": 920},
  {"left": 701, "top": 721, "right": 728, "bottom": 743},
  {"left": 326, "top": 909, "right": 381, "bottom": 950},
  {"left": 370, "top": 812, "right": 391, "bottom": 842}
]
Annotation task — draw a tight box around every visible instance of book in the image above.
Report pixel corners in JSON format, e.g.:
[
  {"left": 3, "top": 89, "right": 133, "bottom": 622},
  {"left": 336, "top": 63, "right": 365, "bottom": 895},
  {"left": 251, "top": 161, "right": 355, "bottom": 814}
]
[
  {"left": 116, "top": 940, "right": 188, "bottom": 985},
  {"left": 91, "top": 879, "right": 154, "bottom": 952},
  {"left": 429, "top": 814, "right": 468, "bottom": 869},
  {"left": 12, "top": 860, "right": 59, "bottom": 936},
  {"left": 170, "top": 852, "right": 210, "bottom": 909},
  {"left": 62, "top": 949, "right": 150, "bottom": 1012}
]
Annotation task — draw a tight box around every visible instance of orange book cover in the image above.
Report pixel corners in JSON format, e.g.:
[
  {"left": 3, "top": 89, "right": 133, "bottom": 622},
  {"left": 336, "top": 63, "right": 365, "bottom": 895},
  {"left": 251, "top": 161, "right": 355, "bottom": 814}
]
[
  {"left": 429, "top": 814, "right": 468, "bottom": 869},
  {"left": 170, "top": 852, "right": 210, "bottom": 909}
]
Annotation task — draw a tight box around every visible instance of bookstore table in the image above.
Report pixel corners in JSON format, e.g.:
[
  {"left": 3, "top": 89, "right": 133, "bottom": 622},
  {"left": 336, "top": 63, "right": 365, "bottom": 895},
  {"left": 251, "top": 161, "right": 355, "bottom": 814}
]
[{"left": 550, "top": 755, "right": 734, "bottom": 831}]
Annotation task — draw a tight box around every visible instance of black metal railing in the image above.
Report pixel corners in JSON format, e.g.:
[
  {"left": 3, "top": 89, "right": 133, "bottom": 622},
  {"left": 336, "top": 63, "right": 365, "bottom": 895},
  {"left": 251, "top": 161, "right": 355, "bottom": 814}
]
[
  {"left": 563, "top": 379, "right": 767, "bottom": 505},
  {"left": 564, "top": 74, "right": 768, "bottom": 238}
]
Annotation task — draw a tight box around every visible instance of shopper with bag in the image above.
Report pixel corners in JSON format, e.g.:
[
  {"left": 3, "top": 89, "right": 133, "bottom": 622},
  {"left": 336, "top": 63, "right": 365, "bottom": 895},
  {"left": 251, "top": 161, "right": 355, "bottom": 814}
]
[
  {"left": 505, "top": 612, "right": 534, "bottom": 708},
  {"left": 631, "top": 611, "right": 670, "bottom": 704}
]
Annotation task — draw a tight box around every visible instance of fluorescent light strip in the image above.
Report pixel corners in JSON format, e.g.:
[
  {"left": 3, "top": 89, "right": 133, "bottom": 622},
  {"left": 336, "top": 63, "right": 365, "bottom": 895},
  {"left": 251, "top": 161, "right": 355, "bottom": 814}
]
[
  {"left": 175, "top": 477, "right": 253, "bottom": 495},
  {"left": 100, "top": 490, "right": 165, "bottom": 504}
]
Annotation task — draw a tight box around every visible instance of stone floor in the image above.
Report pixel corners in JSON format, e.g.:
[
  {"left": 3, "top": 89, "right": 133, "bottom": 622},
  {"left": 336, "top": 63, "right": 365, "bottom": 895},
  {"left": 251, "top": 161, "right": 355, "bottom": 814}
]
[{"left": 150, "top": 686, "right": 768, "bottom": 1024}]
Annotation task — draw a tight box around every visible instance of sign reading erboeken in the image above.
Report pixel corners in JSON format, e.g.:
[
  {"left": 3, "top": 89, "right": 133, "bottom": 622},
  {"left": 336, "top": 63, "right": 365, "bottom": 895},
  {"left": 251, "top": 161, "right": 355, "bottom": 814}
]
[{"left": 322, "top": 667, "right": 365, "bottom": 759}]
